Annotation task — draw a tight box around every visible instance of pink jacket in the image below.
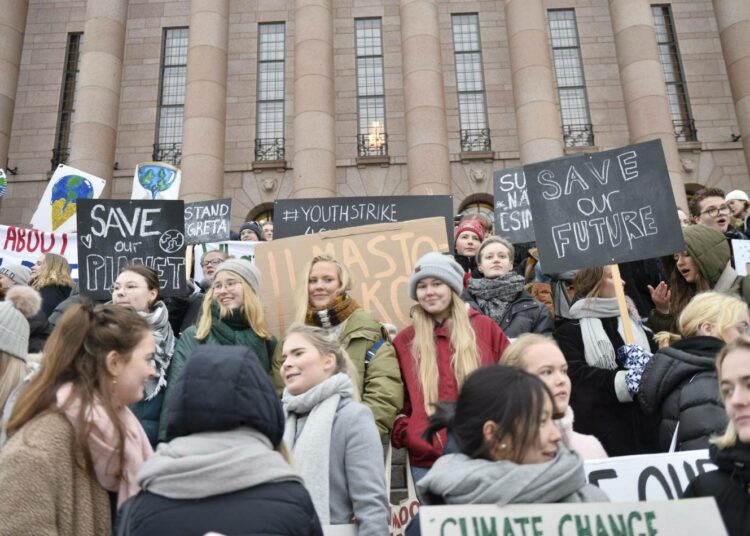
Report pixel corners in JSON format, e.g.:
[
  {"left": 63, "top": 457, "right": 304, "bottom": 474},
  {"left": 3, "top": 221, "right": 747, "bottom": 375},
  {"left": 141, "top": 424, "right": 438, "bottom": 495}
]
[{"left": 558, "top": 407, "right": 608, "bottom": 460}]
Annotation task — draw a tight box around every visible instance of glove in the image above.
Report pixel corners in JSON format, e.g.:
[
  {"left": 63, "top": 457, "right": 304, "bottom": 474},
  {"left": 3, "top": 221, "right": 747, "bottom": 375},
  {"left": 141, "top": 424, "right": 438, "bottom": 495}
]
[{"left": 616, "top": 344, "right": 651, "bottom": 397}]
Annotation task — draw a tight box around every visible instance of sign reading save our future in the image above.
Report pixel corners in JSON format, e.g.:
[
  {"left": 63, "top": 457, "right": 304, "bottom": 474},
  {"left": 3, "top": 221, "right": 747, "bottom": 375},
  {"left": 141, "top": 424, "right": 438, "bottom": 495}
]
[{"left": 524, "top": 139, "right": 685, "bottom": 274}]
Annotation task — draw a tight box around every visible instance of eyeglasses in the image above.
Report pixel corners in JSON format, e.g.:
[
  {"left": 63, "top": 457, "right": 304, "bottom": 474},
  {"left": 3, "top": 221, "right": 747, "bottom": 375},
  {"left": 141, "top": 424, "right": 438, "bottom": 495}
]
[
  {"left": 700, "top": 204, "right": 731, "bottom": 218},
  {"left": 112, "top": 284, "right": 147, "bottom": 293},
  {"left": 212, "top": 279, "right": 241, "bottom": 292},
  {"left": 201, "top": 259, "right": 223, "bottom": 268}
]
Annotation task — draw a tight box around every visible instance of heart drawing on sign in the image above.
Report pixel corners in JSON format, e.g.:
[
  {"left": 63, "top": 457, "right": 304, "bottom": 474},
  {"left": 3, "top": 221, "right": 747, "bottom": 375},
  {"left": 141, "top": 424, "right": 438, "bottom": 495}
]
[{"left": 80, "top": 234, "right": 92, "bottom": 249}]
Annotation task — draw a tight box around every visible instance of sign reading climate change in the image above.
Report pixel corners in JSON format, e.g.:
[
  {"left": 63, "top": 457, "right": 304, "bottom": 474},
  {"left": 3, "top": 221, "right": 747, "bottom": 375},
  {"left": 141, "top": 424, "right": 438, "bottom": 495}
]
[
  {"left": 524, "top": 139, "right": 684, "bottom": 274},
  {"left": 76, "top": 199, "right": 187, "bottom": 300}
]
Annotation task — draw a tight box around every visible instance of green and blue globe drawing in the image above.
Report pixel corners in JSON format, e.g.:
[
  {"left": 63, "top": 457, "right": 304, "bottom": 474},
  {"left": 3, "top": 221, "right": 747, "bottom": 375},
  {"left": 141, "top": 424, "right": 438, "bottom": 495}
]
[
  {"left": 50, "top": 174, "right": 94, "bottom": 230},
  {"left": 138, "top": 164, "right": 178, "bottom": 199}
]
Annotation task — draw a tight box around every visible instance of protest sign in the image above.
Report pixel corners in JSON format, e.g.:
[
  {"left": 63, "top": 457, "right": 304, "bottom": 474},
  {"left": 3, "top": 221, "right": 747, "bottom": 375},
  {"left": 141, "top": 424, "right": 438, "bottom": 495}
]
[
  {"left": 733, "top": 239, "right": 750, "bottom": 276},
  {"left": 254, "top": 217, "right": 450, "bottom": 336},
  {"left": 0, "top": 224, "right": 79, "bottom": 279},
  {"left": 524, "top": 139, "right": 685, "bottom": 274},
  {"left": 131, "top": 161, "right": 181, "bottom": 200},
  {"left": 493, "top": 166, "right": 534, "bottom": 243},
  {"left": 192, "top": 240, "right": 256, "bottom": 281},
  {"left": 585, "top": 450, "right": 716, "bottom": 502},
  {"left": 418, "top": 499, "right": 727, "bottom": 536},
  {"left": 76, "top": 199, "right": 187, "bottom": 299},
  {"left": 30, "top": 164, "right": 106, "bottom": 233},
  {"left": 274, "top": 195, "right": 455, "bottom": 250},
  {"left": 184, "top": 198, "right": 232, "bottom": 245},
  {"left": 0, "top": 168, "right": 6, "bottom": 198}
]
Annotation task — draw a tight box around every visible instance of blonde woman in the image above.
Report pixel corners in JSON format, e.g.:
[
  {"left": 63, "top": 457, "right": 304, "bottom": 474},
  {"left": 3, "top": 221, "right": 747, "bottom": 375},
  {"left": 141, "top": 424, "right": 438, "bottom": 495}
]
[
  {"left": 684, "top": 336, "right": 750, "bottom": 535},
  {"left": 280, "top": 324, "right": 388, "bottom": 535},
  {"left": 158, "top": 259, "right": 275, "bottom": 441},
  {"left": 30, "top": 253, "right": 74, "bottom": 317},
  {"left": 639, "top": 292, "right": 749, "bottom": 451},
  {"left": 503, "top": 334, "right": 607, "bottom": 459},
  {"left": 271, "top": 254, "right": 403, "bottom": 435},
  {"left": 392, "top": 252, "right": 510, "bottom": 482}
]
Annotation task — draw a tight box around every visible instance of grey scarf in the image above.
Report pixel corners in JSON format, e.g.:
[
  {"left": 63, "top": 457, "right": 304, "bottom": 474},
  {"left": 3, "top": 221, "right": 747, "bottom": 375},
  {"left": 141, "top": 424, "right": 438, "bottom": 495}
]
[
  {"left": 467, "top": 273, "right": 525, "bottom": 324},
  {"left": 282, "top": 373, "right": 353, "bottom": 524},
  {"left": 138, "top": 427, "right": 301, "bottom": 499},
  {"left": 417, "top": 444, "right": 608, "bottom": 505},
  {"left": 139, "top": 300, "right": 174, "bottom": 400}
]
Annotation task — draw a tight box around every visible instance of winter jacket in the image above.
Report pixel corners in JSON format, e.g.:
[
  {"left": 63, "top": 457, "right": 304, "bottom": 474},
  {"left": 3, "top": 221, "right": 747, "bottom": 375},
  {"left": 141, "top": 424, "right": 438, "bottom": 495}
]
[
  {"left": 27, "top": 307, "right": 52, "bottom": 353},
  {"left": 272, "top": 308, "right": 404, "bottom": 435},
  {"left": 558, "top": 406, "right": 608, "bottom": 460},
  {"left": 555, "top": 316, "right": 660, "bottom": 456},
  {"left": 638, "top": 336, "right": 728, "bottom": 452},
  {"left": 37, "top": 284, "right": 72, "bottom": 318},
  {"left": 392, "top": 308, "right": 510, "bottom": 467},
  {"left": 462, "top": 289, "right": 553, "bottom": 338},
  {"left": 0, "top": 411, "right": 111, "bottom": 536},
  {"left": 117, "top": 345, "right": 323, "bottom": 536},
  {"left": 684, "top": 442, "right": 750, "bottom": 536}
]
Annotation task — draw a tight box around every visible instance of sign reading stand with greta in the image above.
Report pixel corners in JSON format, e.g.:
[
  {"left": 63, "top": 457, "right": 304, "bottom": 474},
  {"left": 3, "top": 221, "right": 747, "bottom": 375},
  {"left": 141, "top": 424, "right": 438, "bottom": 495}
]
[
  {"left": 76, "top": 199, "right": 187, "bottom": 300},
  {"left": 524, "top": 139, "right": 685, "bottom": 274}
]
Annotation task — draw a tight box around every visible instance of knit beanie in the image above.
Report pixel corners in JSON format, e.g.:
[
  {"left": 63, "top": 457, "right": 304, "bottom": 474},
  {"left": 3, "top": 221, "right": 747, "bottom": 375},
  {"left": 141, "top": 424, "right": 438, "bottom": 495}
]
[
  {"left": 240, "top": 221, "right": 264, "bottom": 241},
  {"left": 215, "top": 258, "right": 260, "bottom": 296},
  {"left": 408, "top": 252, "right": 465, "bottom": 300},
  {"left": 726, "top": 190, "right": 749, "bottom": 203},
  {"left": 0, "top": 263, "right": 31, "bottom": 286},
  {"left": 0, "top": 286, "right": 42, "bottom": 361},
  {"left": 455, "top": 219, "right": 485, "bottom": 243}
]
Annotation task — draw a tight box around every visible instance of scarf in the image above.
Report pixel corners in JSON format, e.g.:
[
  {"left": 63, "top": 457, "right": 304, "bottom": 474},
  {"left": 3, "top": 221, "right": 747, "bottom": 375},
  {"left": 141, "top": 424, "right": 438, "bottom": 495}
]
[
  {"left": 139, "top": 301, "right": 174, "bottom": 400},
  {"left": 568, "top": 297, "right": 651, "bottom": 370},
  {"left": 282, "top": 373, "right": 353, "bottom": 524},
  {"left": 205, "top": 302, "right": 272, "bottom": 371},
  {"left": 138, "top": 427, "right": 301, "bottom": 499},
  {"left": 306, "top": 294, "right": 360, "bottom": 329},
  {"left": 56, "top": 382, "right": 153, "bottom": 507},
  {"left": 467, "top": 274, "right": 525, "bottom": 324}
]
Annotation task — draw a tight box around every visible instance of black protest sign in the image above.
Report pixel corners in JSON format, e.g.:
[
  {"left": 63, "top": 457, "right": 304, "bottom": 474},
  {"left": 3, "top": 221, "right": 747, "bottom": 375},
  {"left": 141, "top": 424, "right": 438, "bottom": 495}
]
[
  {"left": 493, "top": 166, "right": 534, "bottom": 244},
  {"left": 76, "top": 199, "right": 187, "bottom": 299},
  {"left": 184, "top": 198, "right": 231, "bottom": 245},
  {"left": 524, "top": 139, "right": 685, "bottom": 274},
  {"left": 274, "top": 195, "right": 455, "bottom": 249}
]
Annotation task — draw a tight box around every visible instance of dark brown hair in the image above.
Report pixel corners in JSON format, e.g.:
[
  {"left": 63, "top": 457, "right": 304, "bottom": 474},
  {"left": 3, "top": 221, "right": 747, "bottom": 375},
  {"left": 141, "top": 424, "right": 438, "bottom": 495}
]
[
  {"left": 688, "top": 187, "right": 726, "bottom": 218},
  {"left": 119, "top": 264, "right": 161, "bottom": 308}
]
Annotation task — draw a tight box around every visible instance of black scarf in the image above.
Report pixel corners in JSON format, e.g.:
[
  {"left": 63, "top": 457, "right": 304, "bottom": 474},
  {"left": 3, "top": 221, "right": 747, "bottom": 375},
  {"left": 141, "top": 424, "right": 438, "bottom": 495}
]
[{"left": 466, "top": 274, "right": 525, "bottom": 324}]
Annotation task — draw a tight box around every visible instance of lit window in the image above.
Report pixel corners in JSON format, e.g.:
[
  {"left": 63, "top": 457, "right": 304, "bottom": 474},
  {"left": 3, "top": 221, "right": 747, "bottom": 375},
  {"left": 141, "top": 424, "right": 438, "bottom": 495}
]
[{"left": 356, "top": 18, "right": 387, "bottom": 157}]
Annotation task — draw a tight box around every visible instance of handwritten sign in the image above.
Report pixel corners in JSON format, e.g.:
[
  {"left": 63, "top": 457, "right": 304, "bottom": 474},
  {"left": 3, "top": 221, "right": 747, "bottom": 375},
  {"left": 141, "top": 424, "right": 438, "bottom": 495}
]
[
  {"left": 184, "top": 198, "right": 231, "bottom": 245},
  {"left": 0, "top": 224, "right": 79, "bottom": 279},
  {"left": 76, "top": 199, "right": 187, "bottom": 299},
  {"left": 131, "top": 161, "right": 181, "bottom": 200},
  {"left": 274, "top": 195, "right": 454, "bottom": 250},
  {"left": 585, "top": 450, "right": 716, "bottom": 502},
  {"left": 732, "top": 239, "right": 750, "bottom": 276},
  {"left": 524, "top": 140, "right": 685, "bottom": 273},
  {"left": 493, "top": 166, "right": 534, "bottom": 244},
  {"left": 418, "top": 499, "right": 727, "bottom": 536},
  {"left": 254, "top": 217, "right": 450, "bottom": 336},
  {"left": 0, "top": 168, "right": 6, "bottom": 198},
  {"left": 192, "top": 240, "right": 256, "bottom": 281}
]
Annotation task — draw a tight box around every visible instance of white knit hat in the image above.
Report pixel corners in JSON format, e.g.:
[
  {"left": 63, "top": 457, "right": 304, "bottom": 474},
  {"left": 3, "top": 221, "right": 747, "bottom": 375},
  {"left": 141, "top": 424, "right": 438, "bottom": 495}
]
[
  {"left": 725, "top": 190, "right": 749, "bottom": 203},
  {"left": 0, "top": 286, "right": 42, "bottom": 361},
  {"left": 0, "top": 263, "right": 31, "bottom": 286}
]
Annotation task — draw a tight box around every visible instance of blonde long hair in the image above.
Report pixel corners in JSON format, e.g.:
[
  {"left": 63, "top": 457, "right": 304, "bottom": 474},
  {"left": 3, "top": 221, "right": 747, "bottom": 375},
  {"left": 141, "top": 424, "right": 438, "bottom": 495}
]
[
  {"left": 411, "top": 292, "right": 481, "bottom": 414},
  {"left": 712, "top": 335, "right": 750, "bottom": 449},
  {"left": 293, "top": 254, "right": 353, "bottom": 324},
  {"left": 0, "top": 353, "right": 27, "bottom": 410},
  {"left": 32, "top": 253, "right": 74, "bottom": 290},
  {"left": 195, "top": 278, "right": 272, "bottom": 340}
]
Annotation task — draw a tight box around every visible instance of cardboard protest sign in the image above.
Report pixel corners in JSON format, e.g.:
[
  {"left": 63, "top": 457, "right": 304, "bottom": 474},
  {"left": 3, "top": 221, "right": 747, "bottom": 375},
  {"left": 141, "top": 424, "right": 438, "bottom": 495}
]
[
  {"left": 254, "top": 217, "right": 450, "bottom": 336},
  {"left": 184, "top": 198, "right": 232, "bottom": 245},
  {"left": 76, "top": 199, "right": 187, "bottom": 299},
  {"left": 131, "top": 162, "right": 181, "bottom": 200},
  {"left": 0, "top": 168, "right": 7, "bottom": 198},
  {"left": 418, "top": 499, "right": 727, "bottom": 536},
  {"left": 274, "top": 195, "right": 455, "bottom": 250},
  {"left": 524, "top": 139, "right": 685, "bottom": 274},
  {"left": 31, "top": 164, "right": 106, "bottom": 233},
  {"left": 0, "top": 225, "right": 79, "bottom": 279},
  {"left": 732, "top": 239, "right": 750, "bottom": 276},
  {"left": 192, "top": 240, "right": 256, "bottom": 282},
  {"left": 493, "top": 166, "right": 534, "bottom": 243}
]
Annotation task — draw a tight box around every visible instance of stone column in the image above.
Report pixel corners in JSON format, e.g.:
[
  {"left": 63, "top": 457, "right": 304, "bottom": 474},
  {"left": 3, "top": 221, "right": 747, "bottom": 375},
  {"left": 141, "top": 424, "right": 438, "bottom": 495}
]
[
  {"left": 713, "top": 0, "right": 750, "bottom": 175},
  {"left": 292, "top": 0, "right": 336, "bottom": 198},
  {"left": 180, "top": 0, "right": 229, "bottom": 202},
  {"left": 505, "top": 0, "right": 564, "bottom": 165},
  {"left": 0, "top": 0, "right": 28, "bottom": 170},
  {"left": 609, "top": 0, "right": 687, "bottom": 208},
  {"left": 400, "top": 0, "right": 451, "bottom": 195}
]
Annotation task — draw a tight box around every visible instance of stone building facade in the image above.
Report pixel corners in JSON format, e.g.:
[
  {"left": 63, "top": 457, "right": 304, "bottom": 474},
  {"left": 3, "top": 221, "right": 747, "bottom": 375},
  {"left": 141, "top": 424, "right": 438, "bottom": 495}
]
[{"left": 0, "top": 0, "right": 748, "bottom": 230}]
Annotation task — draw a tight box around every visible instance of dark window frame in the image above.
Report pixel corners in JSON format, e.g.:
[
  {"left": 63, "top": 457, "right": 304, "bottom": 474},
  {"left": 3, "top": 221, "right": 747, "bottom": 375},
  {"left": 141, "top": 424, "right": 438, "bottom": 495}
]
[
  {"left": 355, "top": 17, "right": 388, "bottom": 158},
  {"left": 255, "top": 22, "right": 286, "bottom": 162},
  {"left": 52, "top": 32, "right": 83, "bottom": 170},
  {"left": 153, "top": 27, "right": 188, "bottom": 166}
]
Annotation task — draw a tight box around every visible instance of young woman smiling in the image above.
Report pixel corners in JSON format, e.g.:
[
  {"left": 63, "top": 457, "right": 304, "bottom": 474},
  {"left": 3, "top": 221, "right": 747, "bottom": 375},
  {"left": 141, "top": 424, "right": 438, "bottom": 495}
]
[{"left": 392, "top": 252, "right": 510, "bottom": 481}]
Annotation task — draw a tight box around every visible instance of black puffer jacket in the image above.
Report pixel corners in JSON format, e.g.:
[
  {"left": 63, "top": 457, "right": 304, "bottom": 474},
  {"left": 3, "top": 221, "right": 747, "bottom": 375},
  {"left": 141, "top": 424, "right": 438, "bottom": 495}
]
[
  {"left": 639, "top": 336, "right": 728, "bottom": 452},
  {"left": 462, "top": 290, "right": 553, "bottom": 338}
]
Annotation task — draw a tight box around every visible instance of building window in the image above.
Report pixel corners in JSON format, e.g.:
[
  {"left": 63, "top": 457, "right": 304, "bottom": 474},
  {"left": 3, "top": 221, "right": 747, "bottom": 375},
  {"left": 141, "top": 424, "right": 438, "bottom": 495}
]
[
  {"left": 52, "top": 32, "right": 83, "bottom": 170},
  {"left": 548, "top": 10, "right": 593, "bottom": 148},
  {"left": 255, "top": 22, "right": 286, "bottom": 162},
  {"left": 355, "top": 18, "right": 387, "bottom": 157},
  {"left": 652, "top": 5, "right": 696, "bottom": 142},
  {"left": 451, "top": 14, "right": 490, "bottom": 153},
  {"left": 154, "top": 27, "right": 188, "bottom": 166}
]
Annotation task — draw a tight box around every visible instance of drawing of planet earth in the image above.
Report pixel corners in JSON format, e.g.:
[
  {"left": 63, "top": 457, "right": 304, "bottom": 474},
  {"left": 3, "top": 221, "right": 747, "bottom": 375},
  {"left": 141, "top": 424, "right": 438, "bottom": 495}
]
[
  {"left": 0, "top": 170, "right": 6, "bottom": 198},
  {"left": 138, "top": 164, "right": 178, "bottom": 200},
  {"left": 50, "top": 174, "right": 95, "bottom": 230}
]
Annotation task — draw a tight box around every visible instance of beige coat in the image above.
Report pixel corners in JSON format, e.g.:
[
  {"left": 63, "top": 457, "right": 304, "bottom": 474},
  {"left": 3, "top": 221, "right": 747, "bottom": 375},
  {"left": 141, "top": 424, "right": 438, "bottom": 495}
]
[{"left": 0, "top": 410, "right": 111, "bottom": 536}]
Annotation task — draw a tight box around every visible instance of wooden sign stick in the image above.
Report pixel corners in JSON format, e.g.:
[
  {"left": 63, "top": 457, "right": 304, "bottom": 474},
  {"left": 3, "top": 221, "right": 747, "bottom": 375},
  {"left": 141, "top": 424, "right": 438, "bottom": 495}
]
[
  {"left": 610, "top": 264, "right": 634, "bottom": 344},
  {"left": 185, "top": 245, "right": 193, "bottom": 281}
]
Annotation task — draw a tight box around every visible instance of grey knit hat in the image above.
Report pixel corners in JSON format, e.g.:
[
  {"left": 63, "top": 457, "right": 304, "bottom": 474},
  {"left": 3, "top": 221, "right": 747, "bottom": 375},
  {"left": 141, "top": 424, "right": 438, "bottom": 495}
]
[
  {"left": 408, "top": 252, "right": 465, "bottom": 300},
  {"left": 0, "top": 286, "right": 42, "bottom": 361},
  {"left": 215, "top": 258, "right": 260, "bottom": 295},
  {"left": 0, "top": 263, "right": 31, "bottom": 286}
]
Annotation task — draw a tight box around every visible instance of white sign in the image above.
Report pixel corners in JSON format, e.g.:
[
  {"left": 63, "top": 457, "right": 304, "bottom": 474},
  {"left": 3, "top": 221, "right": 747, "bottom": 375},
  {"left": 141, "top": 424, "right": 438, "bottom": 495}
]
[
  {"left": 30, "top": 164, "right": 106, "bottom": 232},
  {"left": 192, "top": 240, "right": 256, "bottom": 282},
  {"left": 0, "top": 224, "right": 79, "bottom": 279},
  {"left": 131, "top": 161, "right": 182, "bottom": 200},
  {"left": 584, "top": 449, "right": 716, "bottom": 502},
  {"left": 419, "top": 499, "right": 727, "bottom": 536},
  {"left": 732, "top": 239, "right": 750, "bottom": 276},
  {"left": 0, "top": 168, "right": 7, "bottom": 198}
]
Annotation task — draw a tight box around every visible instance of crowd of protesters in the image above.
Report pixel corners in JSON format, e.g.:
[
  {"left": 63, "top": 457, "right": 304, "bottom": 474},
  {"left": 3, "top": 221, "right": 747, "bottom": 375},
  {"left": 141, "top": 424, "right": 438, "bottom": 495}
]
[{"left": 1, "top": 187, "right": 750, "bottom": 535}]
